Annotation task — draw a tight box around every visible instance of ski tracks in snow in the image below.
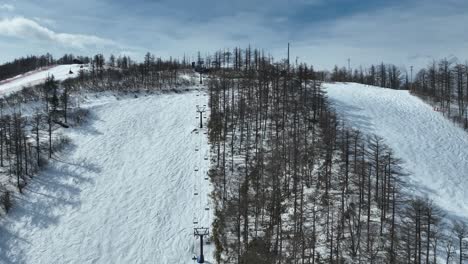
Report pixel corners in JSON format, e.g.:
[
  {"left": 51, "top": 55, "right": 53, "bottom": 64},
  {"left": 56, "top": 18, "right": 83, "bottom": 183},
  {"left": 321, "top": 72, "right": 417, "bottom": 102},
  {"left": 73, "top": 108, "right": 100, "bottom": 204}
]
[
  {"left": 0, "top": 90, "right": 213, "bottom": 263},
  {"left": 325, "top": 83, "right": 468, "bottom": 220}
]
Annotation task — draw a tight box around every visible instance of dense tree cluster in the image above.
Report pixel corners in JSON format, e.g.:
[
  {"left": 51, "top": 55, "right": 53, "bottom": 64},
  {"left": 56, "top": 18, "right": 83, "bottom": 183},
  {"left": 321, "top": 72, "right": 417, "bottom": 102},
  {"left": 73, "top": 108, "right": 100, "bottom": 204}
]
[
  {"left": 412, "top": 59, "right": 468, "bottom": 129},
  {"left": 206, "top": 48, "right": 467, "bottom": 263}
]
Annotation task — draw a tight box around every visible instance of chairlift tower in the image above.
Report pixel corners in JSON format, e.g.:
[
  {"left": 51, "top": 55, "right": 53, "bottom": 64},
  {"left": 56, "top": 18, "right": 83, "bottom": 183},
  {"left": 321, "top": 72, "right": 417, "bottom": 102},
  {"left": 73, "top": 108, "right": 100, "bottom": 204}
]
[
  {"left": 196, "top": 106, "right": 206, "bottom": 129},
  {"left": 193, "top": 227, "right": 209, "bottom": 263}
]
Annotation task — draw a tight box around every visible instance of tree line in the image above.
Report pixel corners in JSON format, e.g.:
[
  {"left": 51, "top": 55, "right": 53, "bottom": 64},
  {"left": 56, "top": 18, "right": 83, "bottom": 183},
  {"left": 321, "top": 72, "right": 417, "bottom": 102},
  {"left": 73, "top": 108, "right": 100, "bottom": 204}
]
[
  {"left": 329, "top": 59, "right": 468, "bottom": 130},
  {"left": 412, "top": 59, "right": 468, "bottom": 129},
  {"left": 0, "top": 53, "right": 92, "bottom": 82},
  {"left": 75, "top": 52, "right": 192, "bottom": 92},
  {"left": 330, "top": 63, "right": 407, "bottom": 90}
]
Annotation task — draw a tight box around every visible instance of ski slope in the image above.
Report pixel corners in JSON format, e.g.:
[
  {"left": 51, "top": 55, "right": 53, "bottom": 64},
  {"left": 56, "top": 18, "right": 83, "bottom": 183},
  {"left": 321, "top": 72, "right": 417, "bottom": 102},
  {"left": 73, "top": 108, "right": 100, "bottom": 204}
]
[
  {"left": 0, "top": 64, "right": 86, "bottom": 95},
  {"left": 0, "top": 89, "right": 213, "bottom": 263},
  {"left": 325, "top": 83, "right": 468, "bottom": 219}
]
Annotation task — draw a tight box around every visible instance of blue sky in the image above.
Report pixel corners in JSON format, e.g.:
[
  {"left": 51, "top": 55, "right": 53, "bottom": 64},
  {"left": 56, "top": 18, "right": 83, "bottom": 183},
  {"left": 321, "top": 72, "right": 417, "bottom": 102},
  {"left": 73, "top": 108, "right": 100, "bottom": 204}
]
[{"left": 0, "top": 0, "right": 467, "bottom": 70}]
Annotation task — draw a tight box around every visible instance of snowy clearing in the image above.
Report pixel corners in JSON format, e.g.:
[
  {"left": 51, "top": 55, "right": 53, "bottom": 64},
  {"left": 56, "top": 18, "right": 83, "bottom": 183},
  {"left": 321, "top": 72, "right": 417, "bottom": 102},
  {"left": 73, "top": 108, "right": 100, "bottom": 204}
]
[
  {"left": 0, "top": 89, "right": 213, "bottom": 263},
  {"left": 325, "top": 82, "right": 468, "bottom": 219},
  {"left": 0, "top": 64, "right": 87, "bottom": 96}
]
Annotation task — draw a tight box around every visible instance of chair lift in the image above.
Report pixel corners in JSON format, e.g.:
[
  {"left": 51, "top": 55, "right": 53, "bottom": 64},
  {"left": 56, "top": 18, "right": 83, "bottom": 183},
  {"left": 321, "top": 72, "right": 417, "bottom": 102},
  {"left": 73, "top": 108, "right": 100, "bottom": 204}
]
[
  {"left": 205, "top": 235, "right": 212, "bottom": 245},
  {"left": 194, "top": 166, "right": 199, "bottom": 172},
  {"left": 194, "top": 228, "right": 209, "bottom": 263}
]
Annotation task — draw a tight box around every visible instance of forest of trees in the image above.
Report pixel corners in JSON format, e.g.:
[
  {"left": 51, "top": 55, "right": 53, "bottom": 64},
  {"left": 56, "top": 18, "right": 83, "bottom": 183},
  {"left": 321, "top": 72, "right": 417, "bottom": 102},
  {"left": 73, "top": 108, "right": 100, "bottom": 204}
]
[
  {"left": 412, "top": 59, "right": 468, "bottom": 129},
  {"left": 206, "top": 48, "right": 467, "bottom": 263}
]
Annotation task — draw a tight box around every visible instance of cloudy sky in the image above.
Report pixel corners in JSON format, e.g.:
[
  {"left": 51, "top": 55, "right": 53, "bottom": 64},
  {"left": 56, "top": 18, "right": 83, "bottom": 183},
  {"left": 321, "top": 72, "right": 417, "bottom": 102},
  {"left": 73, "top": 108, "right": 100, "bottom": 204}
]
[{"left": 0, "top": 0, "right": 467, "bottom": 70}]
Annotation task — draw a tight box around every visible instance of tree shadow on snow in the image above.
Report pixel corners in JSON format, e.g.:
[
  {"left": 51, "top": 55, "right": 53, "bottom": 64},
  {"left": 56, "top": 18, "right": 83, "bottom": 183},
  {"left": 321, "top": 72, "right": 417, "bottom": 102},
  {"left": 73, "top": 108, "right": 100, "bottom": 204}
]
[
  {"left": 0, "top": 224, "right": 29, "bottom": 264},
  {"left": 0, "top": 156, "right": 99, "bottom": 263}
]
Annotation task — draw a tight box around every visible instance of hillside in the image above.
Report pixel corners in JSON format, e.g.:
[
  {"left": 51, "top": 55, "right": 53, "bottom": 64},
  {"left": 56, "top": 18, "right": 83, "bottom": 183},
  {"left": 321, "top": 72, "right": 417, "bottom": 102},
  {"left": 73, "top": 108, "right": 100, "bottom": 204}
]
[
  {"left": 0, "top": 89, "right": 213, "bottom": 263},
  {"left": 0, "top": 48, "right": 465, "bottom": 263},
  {"left": 0, "top": 64, "right": 87, "bottom": 96},
  {"left": 325, "top": 82, "right": 468, "bottom": 219}
]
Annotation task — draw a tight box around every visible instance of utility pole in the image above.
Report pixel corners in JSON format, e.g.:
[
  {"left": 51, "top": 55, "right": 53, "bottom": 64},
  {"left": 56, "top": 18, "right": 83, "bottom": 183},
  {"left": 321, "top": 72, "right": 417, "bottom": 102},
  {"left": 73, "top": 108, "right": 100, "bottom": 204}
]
[
  {"left": 193, "top": 227, "right": 209, "bottom": 263},
  {"left": 410, "top": 66, "right": 414, "bottom": 91},
  {"left": 348, "top": 58, "right": 351, "bottom": 73},
  {"left": 287, "top": 42, "right": 290, "bottom": 71},
  {"left": 196, "top": 105, "right": 206, "bottom": 129}
]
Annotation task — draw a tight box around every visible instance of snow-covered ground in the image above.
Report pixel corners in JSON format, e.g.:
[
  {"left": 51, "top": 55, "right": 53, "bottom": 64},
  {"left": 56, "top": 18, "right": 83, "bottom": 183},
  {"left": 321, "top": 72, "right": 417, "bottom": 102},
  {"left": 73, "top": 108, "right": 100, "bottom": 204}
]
[
  {"left": 0, "top": 89, "right": 213, "bottom": 263},
  {"left": 325, "top": 82, "right": 468, "bottom": 219},
  {"left": 0, "top": 64, "right": 87, "bottom": 96}
]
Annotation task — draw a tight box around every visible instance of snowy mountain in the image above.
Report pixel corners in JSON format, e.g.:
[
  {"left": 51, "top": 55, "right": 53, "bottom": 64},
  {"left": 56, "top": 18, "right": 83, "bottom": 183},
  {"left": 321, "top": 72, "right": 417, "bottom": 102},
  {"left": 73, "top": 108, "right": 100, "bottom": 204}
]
[
  {"left": 325, "top": 82, "right": 468, "bottom": 219},
  {"left": 0, "top": 50, "right": 466, "bottom": 263}
]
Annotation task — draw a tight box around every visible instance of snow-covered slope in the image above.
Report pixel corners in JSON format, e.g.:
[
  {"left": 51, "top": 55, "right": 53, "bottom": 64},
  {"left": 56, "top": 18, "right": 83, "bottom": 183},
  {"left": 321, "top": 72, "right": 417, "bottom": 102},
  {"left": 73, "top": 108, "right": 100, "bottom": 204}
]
[
  {"left": 0, "top": 64, "right": 86, "bottom": 95},
  {"left": 325, "top": 82, "right": 468, "bottom": 219},
  {"left": 0, "top": 90, "right": 213, "bottom": 263}
]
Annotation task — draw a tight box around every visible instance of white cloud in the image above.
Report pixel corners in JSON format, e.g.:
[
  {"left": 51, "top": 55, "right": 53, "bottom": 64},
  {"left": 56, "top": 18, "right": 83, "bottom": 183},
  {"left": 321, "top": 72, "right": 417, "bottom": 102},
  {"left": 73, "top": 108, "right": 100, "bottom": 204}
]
[
  {"left": 0, "top": 0, "right": 466, "bottom": 69},
  {"left": 0, "top": 3, "right": 14, "bottom": 11},
  {"left": 0, "top": 17, "right": 118, "bottom": 49},
  {"left": 32, "top": 17, "right": 56, "bottom": 26}
]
